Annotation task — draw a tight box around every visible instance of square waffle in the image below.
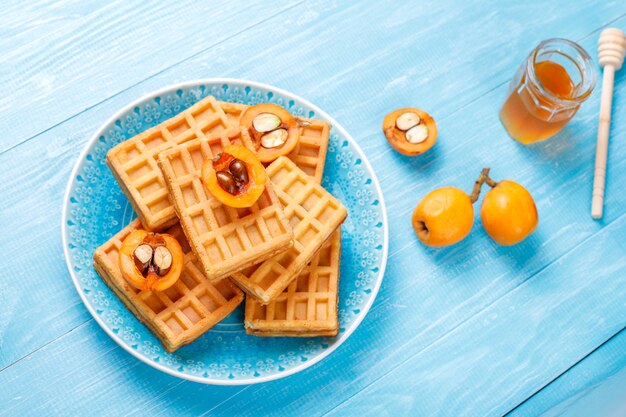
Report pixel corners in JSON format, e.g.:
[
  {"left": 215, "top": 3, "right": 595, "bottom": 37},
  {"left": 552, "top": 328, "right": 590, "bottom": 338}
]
[
  {"left": 244, "top": 230, "right": 341, "bottom": 337},
  {"left": 106, "top": 96, "right": 240, "bottom": 231},
  {"left": 215, "top": 101, "right": 331, "bottom": 183},
  {"left": 286, "top": 119, "right": 330, "bottom": 183},
  {"left": 93, "top": 219, "right": 244, "bottom": 352},
  {"left": 231, "top": 157, "right": 347, "bottom": 304},
  {"left": 158, "top": 137, "right": 294, "bottom": 281}
]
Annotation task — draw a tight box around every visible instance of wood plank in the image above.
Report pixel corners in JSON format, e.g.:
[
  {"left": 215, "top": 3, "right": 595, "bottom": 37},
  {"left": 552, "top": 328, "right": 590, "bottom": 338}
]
[
  {"left": 539, "top": 366, "right": 626, "bottom": 417},
  {"left": 1, "top": 0, "right": 625, "bottom": 412},
  {"left": 0, "top": 0, "right": 301, "bottom": 153},
  {"left": 0, "top": 321, "right": 242, "bottom": 416},
  {"left": 0, "top": 1, "right": 105, "bottom": 52},
  {"left": 317, "top": 216, "right": 626, "bottom": 417},
  {"left": 3, "top": 0, "right": 623, "bottom": 155},
  {"left": 509, "top": 327, "right": 626, "bottom": 416}
]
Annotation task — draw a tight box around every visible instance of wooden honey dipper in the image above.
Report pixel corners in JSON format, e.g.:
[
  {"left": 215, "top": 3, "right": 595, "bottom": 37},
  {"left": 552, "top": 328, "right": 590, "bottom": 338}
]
[{"left": 591, "top": 28, "right": 626, "bottom": 219}]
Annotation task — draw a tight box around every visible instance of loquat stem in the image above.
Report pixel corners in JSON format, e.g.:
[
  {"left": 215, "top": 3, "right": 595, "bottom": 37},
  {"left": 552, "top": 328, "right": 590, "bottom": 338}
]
[
  {"left": 485, "top": 175, "right": 498, "bottom": 188},
  {"left": 470, "top": 167, "right": 497, "bottom": 203}
]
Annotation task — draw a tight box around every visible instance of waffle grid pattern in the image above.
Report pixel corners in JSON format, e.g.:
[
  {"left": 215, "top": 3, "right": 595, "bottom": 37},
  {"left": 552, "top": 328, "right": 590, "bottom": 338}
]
[
  {"left": 107, "top": 96, "right": 239, "bottom": 230},
  {"left": 158, "top": 137, "right": 293, "bottom": 281},
  {"left": 231, "top": 157, "right": 347, "bottom": 304},
  {"left": 93, "top": 219, "right": 244, "bottom": 352},
  {"left": 287, "top": 119, "right": 330, "bottom": 183},
  {"left": 215, "top": 100, "right": 330, "bottom": 183},
  {"left": 244, "top": 231, "right": 341, "bottom": 336}
]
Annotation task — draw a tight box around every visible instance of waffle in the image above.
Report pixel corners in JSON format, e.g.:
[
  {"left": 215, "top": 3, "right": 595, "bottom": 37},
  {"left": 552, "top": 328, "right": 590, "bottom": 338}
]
[
  {"left": 158, "top": 137, "right": 294, "bottom": 281},
  {"left": 217, "top": 101, "right": 248, "bottom": 128},
  {"left": 93, "top": 219, "right": 244, "bottom": 352},
  {"left": 216, "top": 101, "right": 331, "bottom": 183},
  {"left": 244, "top": 230, "right": 341, "bottom": 337},
  {"left": 107, "top": 96, "right": 330, "bottom": 231},
  {"left": 231, "top": 157, "right": 347, "bottom": 304},
  {"left": 287, "top": 119, "right": 330, "bottom": 183},
  {"left": 106, "top": 96, "right": 240, "bottom": 231}
]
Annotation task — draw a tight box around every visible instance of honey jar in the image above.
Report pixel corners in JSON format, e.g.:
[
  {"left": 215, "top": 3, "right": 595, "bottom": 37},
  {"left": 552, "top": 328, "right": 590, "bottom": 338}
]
[{"left": 499, "top": 38, "right": 596, "bottom": 144}]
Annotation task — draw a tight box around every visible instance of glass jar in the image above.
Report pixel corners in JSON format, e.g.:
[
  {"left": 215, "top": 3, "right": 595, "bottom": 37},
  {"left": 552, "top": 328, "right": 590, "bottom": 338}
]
[{"left": 499, "top": 38, "right": 596, "bottom": 144}]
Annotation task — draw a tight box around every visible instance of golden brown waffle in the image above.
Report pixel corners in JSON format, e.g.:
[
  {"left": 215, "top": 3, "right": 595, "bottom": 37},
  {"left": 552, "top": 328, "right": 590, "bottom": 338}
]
[
  {"left": 93, "top": 219, "right": 244, "bottom": 352},
  {"left": 217, "top": 101, "right": 248, "bottom": 128},
  {"left": 215, "top": 101, "right": 330, "bottom": 183},
  {"left": 244, "top": 230, "right": 341, "bottom": 337},
  {"left": 106, "top": 96, "right": 239, "bottom": 231},
  {"left": 287, "top": 119, "right": 330, "bottom": 183},
  {"left": 231, "top": 157, "right": 347, "bottom": 304},
  {"left": 107, "top": 96, "right": 329, "bottom": 231},
  {"left": 158, "top": 137, "right": 294, "bottom": 281}
]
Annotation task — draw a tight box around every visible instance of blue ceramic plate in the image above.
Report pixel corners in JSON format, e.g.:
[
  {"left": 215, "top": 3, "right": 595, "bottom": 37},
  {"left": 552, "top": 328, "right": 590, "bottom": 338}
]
[{"left": 62, "top": 79, "right": 388, "bottom": 385}]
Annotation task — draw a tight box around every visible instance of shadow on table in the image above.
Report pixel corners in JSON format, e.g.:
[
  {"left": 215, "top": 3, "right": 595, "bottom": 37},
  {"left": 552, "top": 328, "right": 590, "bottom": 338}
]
[
  {"left": 387, "top": 138, "right": 444, "bottom": 175},
  {"left": 418, "top": 216, "right": 546, "bottom": 284}
]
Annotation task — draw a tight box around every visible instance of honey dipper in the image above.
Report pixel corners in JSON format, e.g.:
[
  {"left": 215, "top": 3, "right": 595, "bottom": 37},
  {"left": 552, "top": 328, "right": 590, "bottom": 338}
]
[{"left": 591, "top": 28, "right": 626, "bottom": 219}]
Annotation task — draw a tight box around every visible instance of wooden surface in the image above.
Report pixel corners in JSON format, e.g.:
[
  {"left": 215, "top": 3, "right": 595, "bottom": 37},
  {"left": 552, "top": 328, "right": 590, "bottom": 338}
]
[{"left": 2, "top": 1, "right": 626, "bottom": 415}]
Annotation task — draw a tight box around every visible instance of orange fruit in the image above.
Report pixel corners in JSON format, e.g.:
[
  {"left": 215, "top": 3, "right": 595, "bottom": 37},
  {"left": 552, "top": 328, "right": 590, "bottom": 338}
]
[
  {"left": 383, "top": 108, "right": 437, "bottom": 156},
  {"left": 412, "top": 187, "right": 474, "bottom": 247},
  {"left": 481, "top": 180, "right": 538, "bottom": 245}
]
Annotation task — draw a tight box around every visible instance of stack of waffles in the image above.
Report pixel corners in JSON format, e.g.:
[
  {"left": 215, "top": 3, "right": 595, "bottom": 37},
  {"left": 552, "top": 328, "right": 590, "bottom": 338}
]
[{"left": 94, "top": 95, "right": 347, "bottom": 352}]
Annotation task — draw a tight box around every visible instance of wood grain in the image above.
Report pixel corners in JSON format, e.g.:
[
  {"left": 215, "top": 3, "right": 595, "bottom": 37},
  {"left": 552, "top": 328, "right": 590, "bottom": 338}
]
[
  {"left": 2, "top": 0, "right": 626, "bottom": 415},
  {"left": 0, "top": 0, "right": 301, "bottom": 154},
  {"left": 0, "top": 321, "right": 240, "bottom": 416},
  {"left": 511, "top": 327, "right": 626, "bottom": 416},
  {"left": 3, "top": 0, "right": 623, "bottom": 155},
  {"left": 537, "top": 366, "right": 626, "bottom": 416},
  {"left": 321, "top": 217, "right": 626, "bottom": 417}
]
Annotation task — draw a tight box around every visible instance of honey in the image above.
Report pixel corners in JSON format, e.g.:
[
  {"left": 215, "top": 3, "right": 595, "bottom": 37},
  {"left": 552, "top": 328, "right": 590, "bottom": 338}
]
[
  {"left": 500, "top": 61, "right": 575, "bottom": 143},
  {"left": 499, "top": 39, "right": 596, "bottom": 144}
]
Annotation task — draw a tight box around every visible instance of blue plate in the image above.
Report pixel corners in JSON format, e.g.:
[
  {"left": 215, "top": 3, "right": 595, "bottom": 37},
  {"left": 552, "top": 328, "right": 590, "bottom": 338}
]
[{"left": 62, "top": 79, "right": 388, "bottom": 384}]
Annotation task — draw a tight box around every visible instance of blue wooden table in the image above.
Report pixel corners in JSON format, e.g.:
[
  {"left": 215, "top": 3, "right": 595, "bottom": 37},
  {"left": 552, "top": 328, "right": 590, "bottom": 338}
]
[{"left": 2, "top": 1, "right": 626, "bottom": 416}]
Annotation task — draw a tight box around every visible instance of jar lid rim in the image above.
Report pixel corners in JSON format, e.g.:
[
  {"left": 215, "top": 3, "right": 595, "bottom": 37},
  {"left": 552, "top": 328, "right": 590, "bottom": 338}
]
[{"left": 526, "top": 38, "right": 596, "bottom": 104}]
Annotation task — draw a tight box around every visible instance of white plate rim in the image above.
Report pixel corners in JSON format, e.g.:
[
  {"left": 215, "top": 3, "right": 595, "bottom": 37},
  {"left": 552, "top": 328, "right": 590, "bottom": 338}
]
[{"left": 61, "top": 78, "right": 389, "bottom": 385}]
